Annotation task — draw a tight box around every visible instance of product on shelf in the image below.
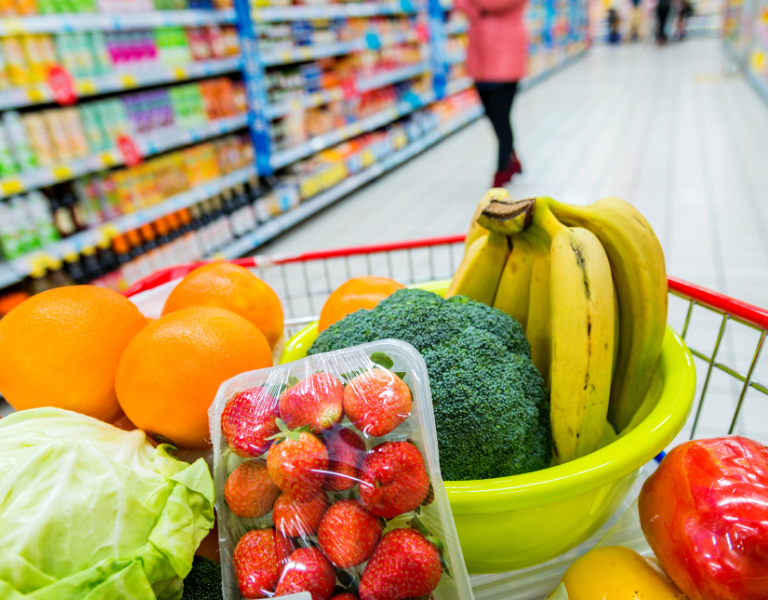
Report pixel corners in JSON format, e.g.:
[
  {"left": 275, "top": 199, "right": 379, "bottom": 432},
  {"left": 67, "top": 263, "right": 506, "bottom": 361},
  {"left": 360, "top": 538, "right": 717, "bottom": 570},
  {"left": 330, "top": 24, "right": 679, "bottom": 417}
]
[
  {"left": 0, "top": 27, "right": 240, "bottom": 91},
  {"left": 0, "top": 0, "right": 232, "bottom": 16},
  {"left": 0, "top": 77, "right": 245, "bottom": 175}
]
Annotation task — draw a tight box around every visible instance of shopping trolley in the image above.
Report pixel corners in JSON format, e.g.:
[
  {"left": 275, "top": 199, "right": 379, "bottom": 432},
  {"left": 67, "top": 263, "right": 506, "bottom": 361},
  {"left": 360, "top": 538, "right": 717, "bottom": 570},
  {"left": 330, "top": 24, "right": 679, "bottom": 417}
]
[
  {"left": 127, "top": 233, "right": 768, "bottom": 599},
  {"left": 127, "top": 232, "right": 768, "bottom": 443}
]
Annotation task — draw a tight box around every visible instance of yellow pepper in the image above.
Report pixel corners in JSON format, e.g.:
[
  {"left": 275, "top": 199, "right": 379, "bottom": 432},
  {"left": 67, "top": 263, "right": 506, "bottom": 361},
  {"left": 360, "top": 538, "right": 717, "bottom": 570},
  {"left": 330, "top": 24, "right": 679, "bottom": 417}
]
[{"left": 548, "top": 546, "right": 687, "bottom": 600}]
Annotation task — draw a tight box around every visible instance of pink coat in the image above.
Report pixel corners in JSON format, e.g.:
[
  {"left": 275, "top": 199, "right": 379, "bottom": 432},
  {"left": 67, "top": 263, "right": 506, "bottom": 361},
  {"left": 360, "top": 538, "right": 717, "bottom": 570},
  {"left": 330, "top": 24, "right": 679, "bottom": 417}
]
[{"left": 454, "top": 0, "right": 529, "bottom": 82}]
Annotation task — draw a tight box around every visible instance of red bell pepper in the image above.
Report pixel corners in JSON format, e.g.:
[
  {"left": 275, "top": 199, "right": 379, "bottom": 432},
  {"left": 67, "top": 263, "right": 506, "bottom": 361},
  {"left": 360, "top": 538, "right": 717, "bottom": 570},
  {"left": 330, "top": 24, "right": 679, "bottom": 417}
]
[{"left": 639, "top": 436, "right": 768, "bottom": 600}]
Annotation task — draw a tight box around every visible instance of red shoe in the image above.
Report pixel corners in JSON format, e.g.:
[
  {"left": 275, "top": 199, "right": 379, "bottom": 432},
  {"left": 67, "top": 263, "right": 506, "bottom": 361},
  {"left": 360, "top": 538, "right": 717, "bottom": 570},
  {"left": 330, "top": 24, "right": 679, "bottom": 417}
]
[{"left": 492, "top": 153, "right": 523, "bottom": 187}]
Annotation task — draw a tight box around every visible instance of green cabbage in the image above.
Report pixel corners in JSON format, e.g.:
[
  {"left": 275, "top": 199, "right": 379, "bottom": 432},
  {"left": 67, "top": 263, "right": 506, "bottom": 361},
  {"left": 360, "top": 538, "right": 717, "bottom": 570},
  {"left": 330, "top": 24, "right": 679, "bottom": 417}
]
[{"left": 0, "top": 408, "right": 215, "bottom": 600}]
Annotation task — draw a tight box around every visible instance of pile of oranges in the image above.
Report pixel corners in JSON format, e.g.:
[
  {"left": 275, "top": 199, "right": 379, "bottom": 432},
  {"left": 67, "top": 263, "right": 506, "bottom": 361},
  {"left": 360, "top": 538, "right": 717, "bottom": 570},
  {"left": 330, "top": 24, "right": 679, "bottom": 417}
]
[{"left": 0, "top": 263, "right": 404, "bottom": 450}]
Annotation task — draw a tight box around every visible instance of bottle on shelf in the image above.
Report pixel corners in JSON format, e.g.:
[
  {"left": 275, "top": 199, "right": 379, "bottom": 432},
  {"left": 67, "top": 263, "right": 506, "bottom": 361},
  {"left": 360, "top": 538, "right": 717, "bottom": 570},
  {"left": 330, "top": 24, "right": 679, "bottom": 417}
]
[
  {"left": 27, "top": 260, "right": 51, "bottom": 296},
  {"left": 47, "top": 256, "right": 75, "bottom": 288},
  {"left": 64, "top": 252, "right": 89, "bottom": 285},
  {"left": 112, "top": 234, "right": 133, "bottom": 291},
  {"left": 80, "top": 246, "right": 103, "bottom": 282}
]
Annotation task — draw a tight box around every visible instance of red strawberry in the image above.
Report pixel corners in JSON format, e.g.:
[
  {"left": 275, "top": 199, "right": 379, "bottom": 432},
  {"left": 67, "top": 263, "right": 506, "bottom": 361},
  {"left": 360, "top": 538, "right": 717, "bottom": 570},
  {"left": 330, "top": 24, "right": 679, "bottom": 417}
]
[
  {"left": 225, "top": 460, "right": 279, "bottom": 519},
  {"left": 280, "top": 372, "right": 344, "bottom": 433},
  {"left": 273, "top": 491, "right": 329, "bottom": 537},
  {"left": 233, "top": 528, "right": 294, "bottom": 599},
  {"left": 222, "top": 387, "right": 279, "bottom": 458},
  {"left": 275, "top": 547, "right": 337, "bottom": 600},
  {"left": 359, "top": 441, "right": 429, "bottom": 518},
  {"left": 318, "top": 499, "right": 383, "bottom": 568},
  {"left": 267, "top": 419, "right": 329, "bottom": 501},
  {"left": 322, "top": 426, "right": 366, "bottom": 492},
  {"left": 344, "top": 370, "right": 412, "bottom": 437},
  {"left": 358, "top": 529, "right": 441, "bottom": 600}
]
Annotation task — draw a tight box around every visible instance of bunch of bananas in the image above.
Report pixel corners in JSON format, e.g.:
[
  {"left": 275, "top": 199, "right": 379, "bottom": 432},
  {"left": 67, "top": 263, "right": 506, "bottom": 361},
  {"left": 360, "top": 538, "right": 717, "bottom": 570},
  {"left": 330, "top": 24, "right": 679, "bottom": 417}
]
[{"left": 448, "top": 190, "right": 667, "bottom": 464}]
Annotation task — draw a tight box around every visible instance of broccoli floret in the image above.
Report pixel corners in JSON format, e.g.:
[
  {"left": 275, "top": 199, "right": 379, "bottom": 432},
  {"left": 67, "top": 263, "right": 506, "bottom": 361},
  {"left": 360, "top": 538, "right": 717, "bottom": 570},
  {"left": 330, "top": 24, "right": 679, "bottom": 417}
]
[
  {"left": 422, "top": 328, "right": 551, "bottom": 480},
  {"left": 308, "top": 288, "right": 471, "bottom": 355},
  {"left": 307, "top": 288, "right": 552, "bottom": 481},
  {"left": 446, "top": 295, "right": 531, "bottom": 358},
  {"left": 182, "top": 556, "right": 222, "bottom": 600},
  {"left": 308, "top": 308, "right": 375, "bottom": 355}
]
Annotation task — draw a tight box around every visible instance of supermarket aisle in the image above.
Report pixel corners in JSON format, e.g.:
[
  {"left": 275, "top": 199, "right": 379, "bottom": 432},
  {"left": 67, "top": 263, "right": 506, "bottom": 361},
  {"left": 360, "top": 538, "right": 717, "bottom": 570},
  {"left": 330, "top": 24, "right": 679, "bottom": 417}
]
[{"left": 262, "top": 39, "right": 768, "bottom": 443}]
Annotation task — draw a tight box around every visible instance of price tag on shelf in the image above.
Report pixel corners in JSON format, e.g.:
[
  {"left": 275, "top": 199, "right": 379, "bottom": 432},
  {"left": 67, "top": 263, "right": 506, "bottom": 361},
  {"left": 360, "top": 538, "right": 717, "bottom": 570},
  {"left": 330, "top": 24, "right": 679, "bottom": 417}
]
[
  {"left": 173, "top": 66, "right": 187, "bottom": 80},
  {"left": 101, "top": 151, "right": 116, "bottom": 166},
  {"left": 340, "top": 77, "right": 358, "bottom": 100},
  {"left": 116, "top": 134, "right": 143, "bottom": 167},
  {"left": 1, "top": 179, "right": 24, "bottom": 196},
  {"left": 78, "top": 79, "right": 97, "bottom": 95},
  {"left": 47, "top": 65, "right": 77, "bottom": 106},
  {"left": 52, "top": 165, "right": 73, "bottom": 180},
  {"left": 280, "top": 50, "right": 293, "bottom": 64},
  {"left": 121, "top": 73, "right": 138, "bottom": 88},
  {"left": 26, "top": 87, "right": 47, "bottom": 103}
]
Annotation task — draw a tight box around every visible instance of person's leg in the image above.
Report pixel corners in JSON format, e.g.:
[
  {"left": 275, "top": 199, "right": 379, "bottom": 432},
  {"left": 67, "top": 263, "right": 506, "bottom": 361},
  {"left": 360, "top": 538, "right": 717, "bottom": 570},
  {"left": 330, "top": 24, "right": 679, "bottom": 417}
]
[{"left": 477, "top": 86, "right": 511, "bottom": 172}]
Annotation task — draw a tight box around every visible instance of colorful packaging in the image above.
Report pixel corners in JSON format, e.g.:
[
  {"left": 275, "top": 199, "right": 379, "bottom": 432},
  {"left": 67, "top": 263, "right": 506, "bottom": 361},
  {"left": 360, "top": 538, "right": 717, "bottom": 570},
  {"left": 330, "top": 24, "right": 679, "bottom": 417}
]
[
  {"left": 0, "top": 123, "right": 20, "bottom": 177},
  {"left": 25, "top": 190, "right": 61, "bottom": 246},
  {"left": 210, "top": 341, "right": 474, "bottom": 600},
  {"left": 4, "top": 111, "right": 38, "bottom": 171}
]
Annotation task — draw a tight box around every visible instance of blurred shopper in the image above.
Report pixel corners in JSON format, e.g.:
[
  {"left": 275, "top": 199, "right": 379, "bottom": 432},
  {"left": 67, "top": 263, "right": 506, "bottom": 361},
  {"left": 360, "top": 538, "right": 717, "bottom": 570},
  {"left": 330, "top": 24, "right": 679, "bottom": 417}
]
[
  {"left": 456, "top": 0, "right": 527, "bottom": 187},
  {"left": 656, "top": 0, "right": 671, "bottom": 43},
  {"left": 675, "top": 0, "right": 693, "bottom": 39},
  {"left": 629, "top": 0, "right": 644, "bottom": 41},
  {"left": 608, "top": 7, "right": 621, "bottom": 43}
]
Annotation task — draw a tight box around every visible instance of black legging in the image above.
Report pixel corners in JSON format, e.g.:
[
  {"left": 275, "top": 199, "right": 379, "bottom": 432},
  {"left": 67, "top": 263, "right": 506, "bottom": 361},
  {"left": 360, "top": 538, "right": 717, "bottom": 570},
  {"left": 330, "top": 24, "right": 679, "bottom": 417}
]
[
  {"left": 477, "top": 82, "right": 518, "bottom": 171},
  {"left": 657, "top": 1, "right": 670, "bottom": 41}
]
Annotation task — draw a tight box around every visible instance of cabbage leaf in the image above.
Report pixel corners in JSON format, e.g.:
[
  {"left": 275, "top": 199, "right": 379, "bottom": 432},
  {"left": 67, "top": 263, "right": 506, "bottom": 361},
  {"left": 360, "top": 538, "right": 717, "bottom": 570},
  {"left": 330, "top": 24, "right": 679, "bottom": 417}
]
[{"left": 0, "top": 408, "right": 215, "bottom": 600}]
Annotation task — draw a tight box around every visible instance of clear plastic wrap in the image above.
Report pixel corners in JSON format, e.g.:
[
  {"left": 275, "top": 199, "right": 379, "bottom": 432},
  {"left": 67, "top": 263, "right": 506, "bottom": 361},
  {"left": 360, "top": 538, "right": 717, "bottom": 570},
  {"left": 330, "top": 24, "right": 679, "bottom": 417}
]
[
  {"left": 209, "top": 339, "right": 474, "bottom": 600},
  {"left": 638, "top": 436, "right": 768, "bottom": 600}
]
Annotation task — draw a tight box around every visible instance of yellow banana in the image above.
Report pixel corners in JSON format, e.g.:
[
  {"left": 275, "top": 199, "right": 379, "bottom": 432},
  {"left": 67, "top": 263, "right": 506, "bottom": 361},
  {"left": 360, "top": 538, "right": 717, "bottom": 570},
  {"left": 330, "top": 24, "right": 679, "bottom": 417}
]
[
  {"left": 493, "top": 231, "right": 535, "bottom": 329},
  {"left": 549, "top": 225, "right": 615, "bottom": 463},
  {"left": 464, "top": 188, "right": 511, "bottom": 251},
  {"left": 549, "top": 197, "right": 667, "bottom": 432},
  {"left": 446, "top": 230, "right": 508, "bottom": 304},
  {"left": 523, "top": 225, "right": 552, "bottom": 386}
]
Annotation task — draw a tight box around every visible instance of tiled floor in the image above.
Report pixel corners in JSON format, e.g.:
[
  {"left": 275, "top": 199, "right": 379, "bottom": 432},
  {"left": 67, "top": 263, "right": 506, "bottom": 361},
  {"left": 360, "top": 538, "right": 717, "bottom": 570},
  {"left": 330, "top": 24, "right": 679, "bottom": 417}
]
[{"left": 259, "top": 38, "right": 768, "bottom": 444}]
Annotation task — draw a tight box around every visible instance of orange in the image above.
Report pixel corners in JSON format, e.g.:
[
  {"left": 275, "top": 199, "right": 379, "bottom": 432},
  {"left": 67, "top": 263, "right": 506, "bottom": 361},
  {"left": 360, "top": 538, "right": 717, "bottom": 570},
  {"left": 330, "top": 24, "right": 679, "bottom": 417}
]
[
  {"left": 0, "top": 286, "right": 147, "bottom": 422},
  {"left": 116, "top": 306, "right": 273, "bottom": 450},
  {"left": 162, "top": 262, "right": 284, "bottom": 349},
  {"left": 318, "top": 276, "right": 405, "bottom": 332}
]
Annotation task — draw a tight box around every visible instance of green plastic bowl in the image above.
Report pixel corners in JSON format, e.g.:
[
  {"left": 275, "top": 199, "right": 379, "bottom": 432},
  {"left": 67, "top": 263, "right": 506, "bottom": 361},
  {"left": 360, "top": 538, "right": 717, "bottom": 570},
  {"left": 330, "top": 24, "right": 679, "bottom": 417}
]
[{"left": 280, "top": 285, "right": 696, "bottom": 573}]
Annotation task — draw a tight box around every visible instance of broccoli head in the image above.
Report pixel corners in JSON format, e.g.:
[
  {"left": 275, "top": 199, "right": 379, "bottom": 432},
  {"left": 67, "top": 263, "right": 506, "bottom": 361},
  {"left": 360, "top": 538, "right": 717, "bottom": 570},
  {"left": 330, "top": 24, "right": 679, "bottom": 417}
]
[
  {"left": 182, "top": 556, "right": 222, "bottom": 600},
  {"left": 422, "top": 327, "right": 550, "bottom": 480},
  {"left": 307, "top": 288, "right": 552, "bottom": 481},
  {"left": 445, "top": 295, "right": 531, "bottom": 358}
]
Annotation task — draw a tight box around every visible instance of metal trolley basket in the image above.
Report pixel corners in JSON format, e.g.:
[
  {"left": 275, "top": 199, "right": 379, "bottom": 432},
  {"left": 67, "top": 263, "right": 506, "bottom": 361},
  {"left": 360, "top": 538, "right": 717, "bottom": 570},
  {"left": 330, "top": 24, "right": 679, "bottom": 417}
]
[{"left": 127, "top": 233, "right": 768, "bottom": 600}]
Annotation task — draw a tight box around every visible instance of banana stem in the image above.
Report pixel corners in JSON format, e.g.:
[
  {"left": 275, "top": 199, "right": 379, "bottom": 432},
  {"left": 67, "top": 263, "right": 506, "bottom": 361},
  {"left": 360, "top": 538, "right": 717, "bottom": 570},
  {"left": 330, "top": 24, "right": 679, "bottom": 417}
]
[{"left": 532, "top": 197, "right": 568, "bottom": 239}]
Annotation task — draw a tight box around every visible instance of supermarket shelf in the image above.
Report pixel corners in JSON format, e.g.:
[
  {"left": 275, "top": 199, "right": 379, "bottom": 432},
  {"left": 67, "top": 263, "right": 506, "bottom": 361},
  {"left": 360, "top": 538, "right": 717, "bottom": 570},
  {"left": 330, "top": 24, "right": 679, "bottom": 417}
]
[
  {"left": 0, "top": 9, "right": 237, "bottom": 36},
  {"left": 0, "top": 113, "right": 248, "bottom": 199},
  {"left": 266, "top": 62, "right": 428, "bottom": 119},
  {"left": 270, "top": 90, "right": 435, "bottom": 169},
  {"left": 519, "top": 48, "right": 587, "bottom": 91},
  {"left": 444, "top": 76, "right": 473, "bottom": 96},
  {"left": 252, "top": 1, "right": 423, "bottom": 21},
  {"left": 0, "top": 57, "right": 243, "bottom": 111},
  {"left": 446, "top": 50, "right": 466, "bottom": 65},
  {"left": 261, "top": 31, "right": 419, "bottom": 67},
  {"left": 0, "top": 165, "right": 257, "bottom": 286},
  {"left": 445, "top": 20, "right": 468, "bottom": 35},
  {"left": 216, "top": 104, "right": 483, "bottom": 260}
]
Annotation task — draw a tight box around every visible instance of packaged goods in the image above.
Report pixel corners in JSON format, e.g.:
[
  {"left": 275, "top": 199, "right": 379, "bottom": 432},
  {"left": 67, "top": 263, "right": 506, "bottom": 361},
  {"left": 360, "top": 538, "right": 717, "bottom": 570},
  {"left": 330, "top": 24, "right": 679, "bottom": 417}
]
[
  {"left": 210, "top": 340, "right": 474, "bottom": 600},
  {"left": 639, "top": 436, "right": 768, "bottom": 600}
]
